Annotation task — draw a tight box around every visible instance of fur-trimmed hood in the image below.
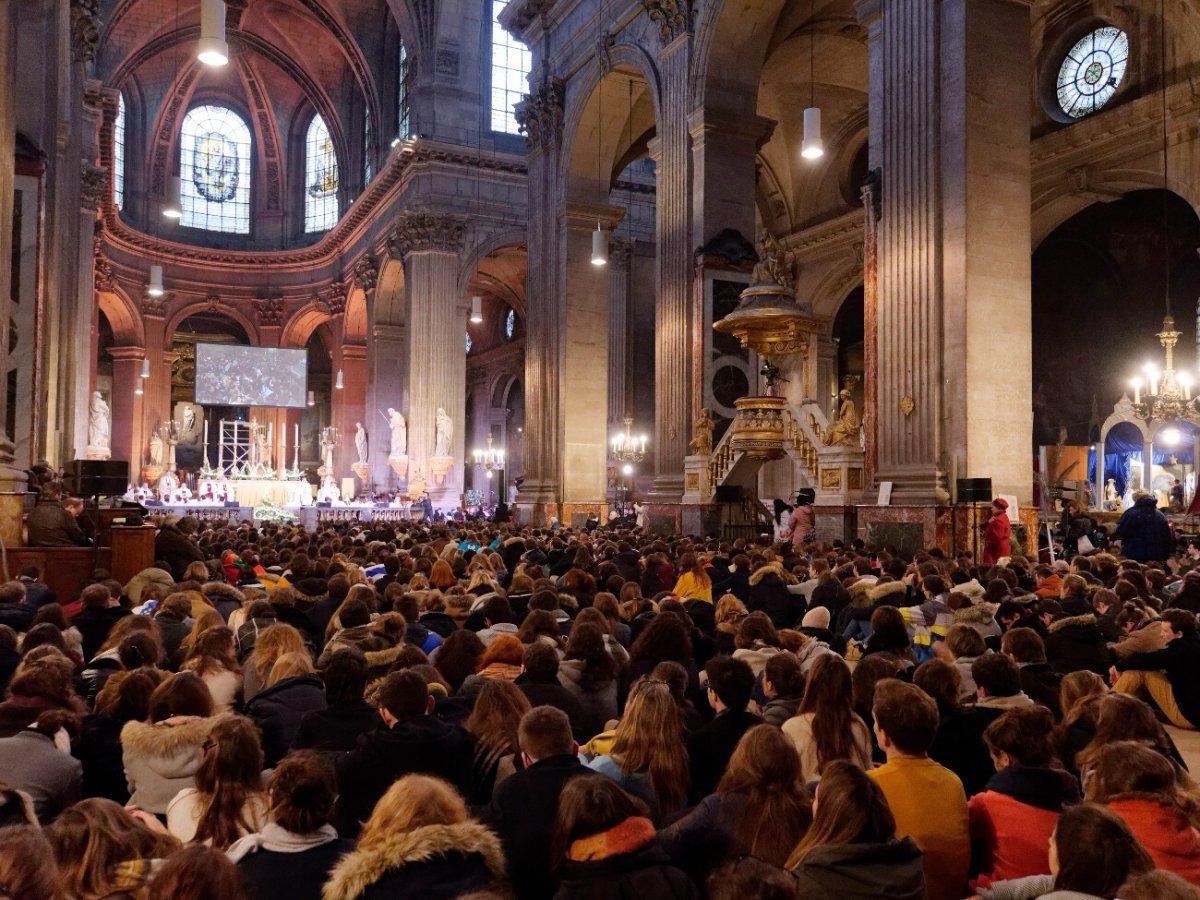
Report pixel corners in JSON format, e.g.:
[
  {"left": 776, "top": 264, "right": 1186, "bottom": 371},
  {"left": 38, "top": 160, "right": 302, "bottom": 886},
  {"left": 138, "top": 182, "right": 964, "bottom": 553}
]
[
  {"left": 954, "top": 579, "right": 986, "bottom": 599},
  {"left": 1047, "top": 613, "right": 1097, "bottom": 634},
  {"left": 322, "top": 821, "right": 507, "bottom": 900},
  {"left": 120, "top": 713, "right": 228, "bottom": 759},
  {"left": 748, "top": 562, "right": 794, "bottom": 587},
  {"left": 953, "top": 601, "right": 998, "bottom": 625},
  {"left": 866, "top": 580, "right": 907, "bottom": 605}
]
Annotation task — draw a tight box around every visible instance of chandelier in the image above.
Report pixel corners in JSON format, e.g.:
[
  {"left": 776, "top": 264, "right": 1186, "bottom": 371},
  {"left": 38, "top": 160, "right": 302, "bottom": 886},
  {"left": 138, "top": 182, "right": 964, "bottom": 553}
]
[
  {"left": 1129, "top": 316, "right": 1197, "bottom": 423},
  {"left": 611, "top": 417, "right": 646, "bottom": 463},
  {"left": 473, "top": 433, "right": 505, "bottom": 476}
]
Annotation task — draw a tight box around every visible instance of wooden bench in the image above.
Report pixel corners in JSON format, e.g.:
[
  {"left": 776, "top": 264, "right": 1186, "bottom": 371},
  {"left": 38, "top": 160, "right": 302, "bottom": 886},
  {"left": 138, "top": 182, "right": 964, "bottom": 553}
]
[{"left": 6, "top": 526, "right": 156, "bottom": 601}]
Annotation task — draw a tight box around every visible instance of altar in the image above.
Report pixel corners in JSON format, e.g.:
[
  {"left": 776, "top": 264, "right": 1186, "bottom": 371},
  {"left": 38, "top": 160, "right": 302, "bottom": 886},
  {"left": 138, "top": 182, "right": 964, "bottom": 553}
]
[{"left": 196, "top": 478, "right": 313, "bottom": 508}]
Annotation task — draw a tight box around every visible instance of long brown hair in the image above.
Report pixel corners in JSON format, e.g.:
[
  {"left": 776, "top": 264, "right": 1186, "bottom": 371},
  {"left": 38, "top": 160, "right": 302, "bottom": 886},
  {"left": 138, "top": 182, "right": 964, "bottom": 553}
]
[
  {"left": 182, "top": 626, "right": 239, "bottom": 678},
  {"left": 609, "top": 680, "right": 689, "bottom": 818},
  {"left": 785, "top": 760, "right": 894, "bottom": 869},
  {"left": 46, "top": 799, "right": 181, "bottom": 899},
  {"left": 0, "top": 826, "right": 62, "bottom": 900},
  {"left": 1076, "top": 693, "right": 1179, "bottom": 774},
  {"left": 179, "top": 607, "right": 225, "bottom": 655},
  {"left": 676, "top": 552, "right": 711, "bottom": 587},
  {"left": 797, "top": 654, "right": 864, "bottom": 775},
  {"left": 552, "top": 774, "right": 650, "bottom": 866},
  {"left": 192, "top": 716, "right": 267, "bottom": 848},
  {"left": 1052, "top": 804, "right": 1153, "bottom": 898},
  {"left": 358, "top": 775, "right": 467, "bottom": 852},
  {"left": 465, "top": 679, "right": 530, "bottom": 767},
  {"left": 1084, "top": 741, "right": 1200, "bottom": 825},
  {"left": 142, "top": 845, "right": 247, "bottom": 900},
  {"left": 717, "top": 725, "right": 813, "bottom": 865}
]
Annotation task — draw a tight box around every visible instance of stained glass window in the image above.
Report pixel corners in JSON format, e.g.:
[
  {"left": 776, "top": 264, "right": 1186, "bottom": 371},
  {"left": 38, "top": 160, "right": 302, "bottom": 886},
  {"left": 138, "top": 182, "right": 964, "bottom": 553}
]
[
  {"left": 180, "top": 105, "right": 252, "bottom": 233},
  {"left": 465, "top": 331, "right": 473, "bottom": 354},
  {"left": 505, "top": 308, "right": 515, "bottom": 340},
  {"left": 305, "top": 114, "right": 339, "bottom": 233},
  {"left": 490, "top": 0, "right": 531, "bottom": 134},
  {"left": 398, "top": 38, "right": 412, "bottom": 140},
  {"left": 113, "top": 94, "right": 126, "bottom": 211},
  {"left": 1057, "top": 27, "right": 1129, "bottom": 119}
]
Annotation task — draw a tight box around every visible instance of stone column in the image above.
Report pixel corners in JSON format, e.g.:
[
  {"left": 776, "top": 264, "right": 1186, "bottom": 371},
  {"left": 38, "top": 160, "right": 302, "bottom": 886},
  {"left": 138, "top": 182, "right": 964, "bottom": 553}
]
[
  {"left": 608, "top": 239, "right": 632, "bottom": 428},
  {"left": 0, "top": 0, "right": 28, "bottom": 541},
  {"left": 140, "top": 304, "right": 171, "bottom": 479},
  {"left": 367, "top": 321, "right": 405, "bottom": 489},
  {"left": 513, "top": 77, "right": 566, "bottom": 524},
  {"left": 687, "top": 108, "right": 775, "bottom": 252},
  {"left": 71, "top": 82, "right": 105, "bottom": 461},
  {"left": 391, "top": 212, "right": 467, "bottom": 507},
  {"left": 337, "top": 343, "right": 368, "bottom": 484},
  {"left": 645, "top": 5, "right": 694, "bottom": 499},
  {"left": 108, "top": 346, "right": 146, "bottom": 469},
  {"left": 857, "top": 0, "right": 1033, "bottom": 505},
  {"left": 468, "top": 369, "right": 491, "bottom": 494}
]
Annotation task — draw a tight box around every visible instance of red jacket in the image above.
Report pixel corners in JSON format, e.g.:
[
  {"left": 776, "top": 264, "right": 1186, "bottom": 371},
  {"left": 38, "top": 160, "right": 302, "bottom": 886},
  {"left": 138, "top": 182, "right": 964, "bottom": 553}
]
[
  {"left": 983, "top": 512, "right": 1011, "bottom": 565},
  {"left": 968, "top": 789, "right": 1058, "bottom": 883},
  {"left": 1107, "top": 796, "right": 1200, "bottom": 885}
]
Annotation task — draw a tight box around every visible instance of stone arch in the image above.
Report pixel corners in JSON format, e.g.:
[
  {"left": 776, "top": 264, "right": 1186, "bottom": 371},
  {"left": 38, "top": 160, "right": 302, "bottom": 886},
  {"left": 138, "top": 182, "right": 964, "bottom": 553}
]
[
  {"left": 96, "top": 288, "right": 145, "bottom": 346},
  {"left": 812, "top": 258, "right": 864, "bottom": 317},
  {"left": 457, "top": 228, "right": 528, "bottom": 299},
  {"left": 693, "top": 0, "right": 789, "bottom": 111},
  {"left": 165, "top": 302, "right": 259, "bottom": 345},
  {"left": 344, "top": 286, "right": 368, "bottom": 343},
  {"left": 281, "top": 301, "right": 333, "bottom": 348}
]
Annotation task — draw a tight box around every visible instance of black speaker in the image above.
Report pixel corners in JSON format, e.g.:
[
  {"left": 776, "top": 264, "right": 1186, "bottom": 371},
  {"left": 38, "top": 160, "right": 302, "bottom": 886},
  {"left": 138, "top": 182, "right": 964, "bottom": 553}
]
[
  {"left": 957, "top": 477, "right": 993, "bottom": 503},
  {"left": 714, "top": 485, "right": 743, "bottom": 503},
  {"left": 63, "top": 460, "right": 130, "bottom": 498}
]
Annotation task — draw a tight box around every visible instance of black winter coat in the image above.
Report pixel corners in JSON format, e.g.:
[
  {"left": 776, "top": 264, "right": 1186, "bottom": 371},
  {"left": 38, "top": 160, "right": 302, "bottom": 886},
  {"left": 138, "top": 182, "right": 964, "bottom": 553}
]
[
  {"left": 746, "top": 572, "right": 805, "bottom": 629},
  {"left": 927, "top": 706, "right": 997, "bottom": 797},
  {"left": 292, "top": 699, "right": 381, "bottom": 752},
  {"left": 245, "top": 673, "right": 327, "bottom": 767},
  {"left": 154, "top": 527, "right": 204, "bottom": 580},
  {"left": 515, "top": 672, "right": 588, "bottom": 741},
  {"left": 657, "top": 791, "right": 752, "bottom": 882},
  {"left": 237, "top": 839, "right": 354, "bottom": 900},
  {"left": 1115, "top": 496, "right": 1173, "bottom": 562},
  {"left": 553, "top": 841, "right": 698, "bottom": 900},
  {"left": 712, "top": 569, "right": 751, "bottom": 603},
  {"left": 1045, "top": 614, "right": 1111, "bottom": 676},
  {"left": 684, "top": 710, "right": 761, "bottom": 803}
]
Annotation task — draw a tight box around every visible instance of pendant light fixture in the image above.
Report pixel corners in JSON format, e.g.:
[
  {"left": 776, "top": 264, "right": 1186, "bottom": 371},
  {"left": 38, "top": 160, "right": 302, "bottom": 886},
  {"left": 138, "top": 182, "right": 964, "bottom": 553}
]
[
  {"left": 307, "top": 390, "right": 315, "bottom": 407},
  {"left": 147, "top": 264, "right": 164, "bottom": 297},
  {"left": 140, "top": 358, "right": 150, "bottom": 379},
  {"left": 801, "top": 0, "right": 824, "bottom": 160},
  {"left": 197, "top": 0, "right": 229, "bottom": 66},
  {"left": 470, "top": 296, "right": 483, "bottom": 323},
  {"left": 335, "top": 369, "right": 344, "bottom": 390},
  {"left": 591, "top": 42, "right": 608, "bottom": 267},
  {"left": 591, "top": 223, "right": 608, "bottom": 266},
  {"left": 162, "top": 175, "right": 182, "bottom": 219}
]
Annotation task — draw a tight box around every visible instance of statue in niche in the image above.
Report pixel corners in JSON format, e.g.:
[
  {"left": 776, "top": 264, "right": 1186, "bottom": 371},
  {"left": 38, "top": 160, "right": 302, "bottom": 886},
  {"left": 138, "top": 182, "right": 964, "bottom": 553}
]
[
  {"left": 257, "top": 428, "right": 271, "bottom": 472},
  {"left": 355, "top": 422, "right": 369, "bottom": 465},
  {"left": 823, "top": 390, "right": 861, "bottom": 447},
  {"left": 88, "top": 391, "right": 110, "bottom": 449},
  {"left": 149, "top": 427, "right": 165, "bottom": 467},
  {"left": 688, "top": 408, "right": 714, "bottom": 457},
  {"left": 181, "top": 404, "right": 197, "bottom": 435},
  {"left": 387, "top": 408, "right": 407, "bottom": 458},
  {"left": 434, "top": 407, "right": 453, "bottom": 458}
]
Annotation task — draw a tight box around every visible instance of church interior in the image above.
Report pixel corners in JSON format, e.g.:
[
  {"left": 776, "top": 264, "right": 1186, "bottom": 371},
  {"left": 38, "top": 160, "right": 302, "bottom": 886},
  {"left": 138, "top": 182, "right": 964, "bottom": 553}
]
[{"left": 3, "top": 0, "right": 1200, "bottom": 549}]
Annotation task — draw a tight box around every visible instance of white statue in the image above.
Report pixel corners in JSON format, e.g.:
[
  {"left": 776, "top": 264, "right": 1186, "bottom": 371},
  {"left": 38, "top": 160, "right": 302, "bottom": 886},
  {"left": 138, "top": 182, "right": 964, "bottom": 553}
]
[
  {"left": 88, "top": 391, "right": 111, "bottom": 449},
  {"left": 149, "top": 428, "right": 165, "bottom": 467},
  {"left": 387, "top": 408, "right": 407, "bottom": 458},
  {"left": 355, "top": 422, "right": 369, "bottom": 465},
  {"left": 257, "top": 429, "right": 271, "bottom": 472},
  {"left": 182, "top": 404, "right": 197, "bottom": 434},
  {"left": 434, "top": 407, "right": 453, "bottom": 457}
]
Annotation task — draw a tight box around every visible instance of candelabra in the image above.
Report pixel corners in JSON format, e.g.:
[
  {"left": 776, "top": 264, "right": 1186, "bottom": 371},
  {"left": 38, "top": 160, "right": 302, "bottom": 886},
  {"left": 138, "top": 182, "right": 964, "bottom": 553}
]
[
  {"left": 1128, "top": 315, "right": 1200, "bottom": 424},
  {"left": 611, "top": 417, "right": 647, "bottom": 463},
  {"left": 473, "top": 433, "right": 505, "bottom": 475},
  {"left": 320, "top": 426, "right": 340, "bottom": 477}
]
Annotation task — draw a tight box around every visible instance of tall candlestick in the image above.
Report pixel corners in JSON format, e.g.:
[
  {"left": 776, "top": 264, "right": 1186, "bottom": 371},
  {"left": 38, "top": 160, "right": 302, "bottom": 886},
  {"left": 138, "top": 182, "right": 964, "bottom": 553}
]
[
  {"left": 294, "top": 423, "right": 299, "bottom": 454},
  {"left": 218, "top": 419, "right": 225, "bottom": 472}
]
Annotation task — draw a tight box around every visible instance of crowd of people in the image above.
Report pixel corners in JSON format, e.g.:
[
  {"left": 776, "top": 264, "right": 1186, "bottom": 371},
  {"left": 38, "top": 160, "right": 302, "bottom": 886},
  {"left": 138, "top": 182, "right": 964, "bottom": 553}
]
[{"left": 0, "top": 514, "right": 1198, "bottom": 899}]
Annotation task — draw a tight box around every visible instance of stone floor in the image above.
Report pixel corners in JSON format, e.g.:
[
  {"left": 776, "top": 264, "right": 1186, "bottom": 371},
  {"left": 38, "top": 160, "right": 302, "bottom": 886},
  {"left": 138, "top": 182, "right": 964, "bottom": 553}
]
[{"left": 1167, "top": 725, "right": 1200, "bottom": 773}]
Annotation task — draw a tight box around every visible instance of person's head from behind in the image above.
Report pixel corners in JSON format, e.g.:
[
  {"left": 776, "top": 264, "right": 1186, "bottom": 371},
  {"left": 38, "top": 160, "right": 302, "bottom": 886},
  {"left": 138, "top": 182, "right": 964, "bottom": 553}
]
[
  {"left": 96, "top": 667, "right": 166, "bottom": 722},
  {"left": 912, "top": 658, "right": 963, "bottom": 713},
  {"left": 522, "top": 641, "right": 560, "bottom": 680},
  {"left": 1060, "top": 669, "right": 1107, "bottom": 717},
  {"left": 0, "top": 825, "right": 61, "bottom": 900},
  {"left": 358, "top": 775, "right": 466, "bottom": 851},
  {"left": 944, "top": 624, "right": 986, "bottom": 660},
  {"left": 872, "top": 680, "right": 938, "bottom": 758},
  {"left": 972, "top": 652, "right": 1022, "bottom": 699},
  {"left": 194, "top": 715, "right": 265, "bottom": 847},
  {"left": 142, "top": 845, "right": 246, "bottom": 900},
  {"left": 264, "top": 651, "right": 314, "bottom": 687},
  {"left": 983, "top": 705, "right": 1055, "bottom": 769},
  {"left": 518, "top": 705, "right": 576, "bottom": 765},
  {"left": 1083, "top": 740, "right": 1180, "bottom": 805},
  {"left": 1118, "top": 871, "right": 1200, "bottom": 900},
  {"left": 1000, "top": 626, "right": 1046, "bottom": 664},
  {"left": 80, "top": 583, "right": 111, "bottom": 610},
  {"left": 707, "top": 856, "right": 798, "bottom": 900},
  {"left": 763, "top": 652, "right": 803, "bottom": 701},
  {"left": 552, "top": 775, "right": 649, "bottom": 865},
  {"left": 703, "top": 654, "right": 755, "bottom": 714},
  {"left": 377, "top": 669, "right": 432, "bottom": 725},
  {"left": 267, "top": 751, "right": 337, "bottom": 835},
  {"left": 321, "top": 647, "right": 368, "bottom": 707},
  {"left": 148, "top": 671, "right": 213, "bottom": 722},
  {"left": 785, "top": 759, "right": 895, "bottom": 869},
  {"left": 868, "top": 605, "right": 909, "bottom": 648},
  {"left": 1049, "top": 803, "right": 1153, "bottom": 898}
]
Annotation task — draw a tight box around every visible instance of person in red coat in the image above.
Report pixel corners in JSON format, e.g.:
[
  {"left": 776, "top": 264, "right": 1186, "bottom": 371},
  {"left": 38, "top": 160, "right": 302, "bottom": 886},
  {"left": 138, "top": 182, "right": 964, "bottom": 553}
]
[{"left": 983, "top": 498, "right": 1012, "bottom": 565}]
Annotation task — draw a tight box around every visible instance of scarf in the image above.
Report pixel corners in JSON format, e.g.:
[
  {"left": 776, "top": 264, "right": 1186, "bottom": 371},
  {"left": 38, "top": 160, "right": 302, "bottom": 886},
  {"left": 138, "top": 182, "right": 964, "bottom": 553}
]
[
  {"left": 567, "top": 816, "right": 656, "bottom": 863},
  {"left": 111, "top": 859, "right": 154, "bottom": 892},
  {"left": 226, "top": 822, "right": 340, "bottom": 863}
]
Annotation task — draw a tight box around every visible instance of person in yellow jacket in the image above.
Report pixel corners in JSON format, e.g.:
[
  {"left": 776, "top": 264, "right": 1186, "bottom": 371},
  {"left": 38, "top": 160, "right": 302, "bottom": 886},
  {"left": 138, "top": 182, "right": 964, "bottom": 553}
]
[{"left": 671, "top": 552, "right": 713, "bottom": 603}]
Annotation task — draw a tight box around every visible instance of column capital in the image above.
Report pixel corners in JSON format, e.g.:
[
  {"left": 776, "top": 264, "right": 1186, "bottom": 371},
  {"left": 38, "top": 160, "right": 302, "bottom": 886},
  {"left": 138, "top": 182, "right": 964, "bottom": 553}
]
[
  {"left": 107, "top": 345, "right": 147, "bottom": 362},
  {"left": 641, "top": 0, "right": 693, "bottom": 47},
  {"left": 316, "top": 281, "right": 350, "bottom": 316},
  {"left": 251, "top": 297, "right": 286, "bottom": 327},
  {"left": 565, "top": 201, "right": 626, "bottom": 231},
  {"left": 687, "top": 108, "right": 776, "bottom": 150},
  {"left": 350, "top": 255, "right": 379, "bottom": 293},
  {"left": 373, "top": 322, "right": 406, "bottom": 343},
  {"left": 514, "top": 77, "right": 565, "bottom": 152},
  {"left": 341, "top": 344, "right": 368, "bottom": 361},
  {"left": 71, "top": 0, "right": 101, "bottom": 63},
  {"left": 388, "top": 211, "right": 467, "bottom": 258}
]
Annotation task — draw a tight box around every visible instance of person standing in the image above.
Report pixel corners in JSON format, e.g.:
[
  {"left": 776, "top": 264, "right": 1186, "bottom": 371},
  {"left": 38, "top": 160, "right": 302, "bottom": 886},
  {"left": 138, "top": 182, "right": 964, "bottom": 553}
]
[
  {"left": 1114, "top": 489, "right": 1173, "bottom": 563},
  {"left": 787, "top": 496, "right": 815, "bottom": 551},
  {"left": 982, "top": 498, "right": 1011, "bottom": 566}
]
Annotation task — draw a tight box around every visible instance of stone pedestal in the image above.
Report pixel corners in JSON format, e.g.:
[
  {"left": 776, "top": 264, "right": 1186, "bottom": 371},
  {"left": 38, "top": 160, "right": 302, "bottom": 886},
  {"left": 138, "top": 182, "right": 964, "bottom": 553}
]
[
  {"left": 86, "top": 446, "right": 111, "bottom": 461},
  {"left": 682, "top": 454, "right": 712, "bottom": 504},
  {"left": 813, "top": 447, "right": 868, "bottom": 507},
  {"left": 0, "top": 491, "right": 24, "bottom": 548},
  {"left": 428, "top": 456, "right": 453, "bottom": 486},
  {"left": 387, "top": 455, "right": 409, "bottom": 481},
  {"left": 351, "top": 463, "right": 369, "bottom": 486}
]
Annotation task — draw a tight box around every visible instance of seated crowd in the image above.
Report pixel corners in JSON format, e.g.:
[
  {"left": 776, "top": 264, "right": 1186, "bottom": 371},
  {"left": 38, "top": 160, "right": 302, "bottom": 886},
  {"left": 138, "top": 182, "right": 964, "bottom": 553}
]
[{"left": 0, "top": 518, "right": 1198, "bottom": 899}]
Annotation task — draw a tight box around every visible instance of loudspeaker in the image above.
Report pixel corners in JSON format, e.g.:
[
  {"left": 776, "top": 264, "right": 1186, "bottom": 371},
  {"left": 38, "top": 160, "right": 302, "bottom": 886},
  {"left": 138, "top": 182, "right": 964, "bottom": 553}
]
[
  {"left": 63, "top": 459, "right": 130, "bottom": 498},
  {"left": 714, "top": 485, "right": 743, "bottom": 503},
  {"left": 956, "top": 477, "right": 993, "bottom": 503}
]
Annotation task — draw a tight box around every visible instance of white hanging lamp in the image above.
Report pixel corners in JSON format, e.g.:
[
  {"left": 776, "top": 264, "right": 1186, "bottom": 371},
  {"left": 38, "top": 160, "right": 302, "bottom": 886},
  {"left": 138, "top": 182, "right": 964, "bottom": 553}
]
[
  {"left": 162, "top": 175, "right": 182, "bottom": 219},
  {"left": 140, "top": 358, "right": 150, "bottom": 379},
  {"left": 470, "top": 296, "right": 483, "bottom": 323},
  {"left": 147, "top": 265, "right": 164, "bottom": 298},
  {"left": 335, "top": 369, "right": 344, "bottom": 390},
  {"left": 801, "top": 0, "right": 824, "bottom": 161},
  {"left": 591, "top": 223, "right": 608, "bottom": 266},
  {"left": 197, "top": 0, "right": 229, "bottom": 66}
]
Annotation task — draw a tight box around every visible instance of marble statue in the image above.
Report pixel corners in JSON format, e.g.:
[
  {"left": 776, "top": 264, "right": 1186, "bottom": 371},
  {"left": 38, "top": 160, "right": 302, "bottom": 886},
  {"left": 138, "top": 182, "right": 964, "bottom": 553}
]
[
  {"left": 688, "top": 407, "right": 714, "bottom": 456},
  {"left": 387, "top": 408, "right": 407, "bottom": 458},
  {"left": 149, "top": 428, "right": 165, "bottom": 467},
  {"left": 434, "top": 407, "right": 453, "bottom": 457},
  {"left": 823, "top": 390, "right": 861, "bottom": 447},
  {"left": 182, "top": 404, "right": 196, "bottom": 434},
  {"left": 355, "top": 422, "right": 369, "bottom": 465},
  {"left": 88, "top": 391, "right": 110, "bottom": 449},
  {"left": 257, "top": 429, "right": 271, "bottom": 471}
]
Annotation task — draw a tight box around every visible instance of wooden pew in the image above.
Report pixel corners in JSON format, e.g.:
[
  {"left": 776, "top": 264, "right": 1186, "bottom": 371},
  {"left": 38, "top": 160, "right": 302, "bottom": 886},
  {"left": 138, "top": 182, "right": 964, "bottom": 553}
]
[{"left": 5, "top": 526, "right": 155, "bottom": 601}]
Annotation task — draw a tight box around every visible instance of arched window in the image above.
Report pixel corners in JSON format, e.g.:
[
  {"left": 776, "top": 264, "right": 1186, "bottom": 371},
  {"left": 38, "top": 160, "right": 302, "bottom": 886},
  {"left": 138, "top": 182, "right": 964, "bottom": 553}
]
[
  {"left": 490, "top": 0, "right": 531, "bottom": 134},
  {"left": 398, "top": 37, "right": 412, "bottom": 140},
  {"left": 180, "top": 105, "right": 252, "bottom": 233},
  {"left": 505, "top": 308, "right": 515, "bottom": 340},
  {"left": 305, "top": 114, "right": 339, "bottom": 232},
  {"left": 113, "top": 93, "right": 126, "bottom": 211},
  {"left": 364, "top": 112, "right": 374, "bottom": 185}
]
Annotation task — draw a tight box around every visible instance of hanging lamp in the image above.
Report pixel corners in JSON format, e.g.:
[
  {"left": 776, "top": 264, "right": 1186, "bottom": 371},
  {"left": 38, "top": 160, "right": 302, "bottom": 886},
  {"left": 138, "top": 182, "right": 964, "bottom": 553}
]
[
  {"left": 163, "top": 175, "right": 182, "bottom": 219},
  {"left": 470, "top": 296, "right": 483, "bottom": 323},
  {"left": 147, "top": 265, "right": 164, "bottom": 297},
  {"left": 198, "top": 0, "right": 229, "bottom": 66},
  {"left": 801, "top": 0, "right": 824, "bottom": 160}
]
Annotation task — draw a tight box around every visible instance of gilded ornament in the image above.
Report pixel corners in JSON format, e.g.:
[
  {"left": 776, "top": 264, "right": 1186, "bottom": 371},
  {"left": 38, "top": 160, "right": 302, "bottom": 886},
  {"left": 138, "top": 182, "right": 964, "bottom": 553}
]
[{"left": 900, "top": 395, "right": 915, "bottom": 417}]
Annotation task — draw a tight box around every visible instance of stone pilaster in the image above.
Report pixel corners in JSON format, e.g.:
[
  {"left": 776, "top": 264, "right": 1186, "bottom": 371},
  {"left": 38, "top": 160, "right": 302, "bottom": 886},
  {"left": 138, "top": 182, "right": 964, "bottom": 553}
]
[
  {"left": 141, "top": 309, "right": 171, "bottom": 478},
  {"left": 608, "top": 239, "right": 632, "bottom": 428},
  {"left": 646, "top": 9, "right": 694, "bottom": 500},
  {"left": 391, "top": 212, "right": 467, "bottom": 506},
  {"left": 108, "top": 346, "right": 146, "bottom": 469},
  {"left": 513, "top": 76, "right": 566, "bottom": 524},
  {"left": 687, "top": 108, "right": 774, "bottom": 250},
  {"left": 467, "top": 368, "right": 492, "bottom": 495},
  {"left": 858, "top": 0, "right": 1033, "bottom": 505},
  {"left": 335, "top": 344, "right": 367, "bottom": 484}
]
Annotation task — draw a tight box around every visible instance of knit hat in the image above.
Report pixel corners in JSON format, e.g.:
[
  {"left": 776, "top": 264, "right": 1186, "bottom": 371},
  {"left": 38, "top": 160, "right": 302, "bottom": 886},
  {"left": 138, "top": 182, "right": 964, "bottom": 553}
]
[{"left": 801, "top": 607, "right": 831, "bottom": 629}]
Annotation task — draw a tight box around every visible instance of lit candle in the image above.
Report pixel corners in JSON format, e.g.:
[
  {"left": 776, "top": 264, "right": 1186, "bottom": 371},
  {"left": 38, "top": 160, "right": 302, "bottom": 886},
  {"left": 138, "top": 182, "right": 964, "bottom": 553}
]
[
  {"left": 295, "top": 423, "right": 300, "bottom": 453},
  {"left": 218, "top": 418, "right": 225, "bottom": 471}
]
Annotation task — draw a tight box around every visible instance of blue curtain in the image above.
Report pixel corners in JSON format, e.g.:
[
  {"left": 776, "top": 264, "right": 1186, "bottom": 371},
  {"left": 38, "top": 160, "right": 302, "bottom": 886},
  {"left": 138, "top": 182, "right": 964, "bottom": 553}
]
[{"left": 1087, "top": 424, "right": 1194, "bottom": 498}]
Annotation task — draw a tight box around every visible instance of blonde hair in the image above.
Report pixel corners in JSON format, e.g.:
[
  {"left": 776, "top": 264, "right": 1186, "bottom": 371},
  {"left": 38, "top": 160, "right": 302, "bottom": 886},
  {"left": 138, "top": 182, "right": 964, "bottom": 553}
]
[
  {"left": 180, "top": 607, "right": 224, "bottom": 654},
  {"left": 357, "top": 775, "right": 467, "bottom": 851},
  {"left": 253, "top": 624, "right": 307, "bottom": 681},
  {"left": 266, "top": 651, "right": 315, "bottom": 687},
  {"left": 609, "top": 680, "right": 689, "bottom": 817}
]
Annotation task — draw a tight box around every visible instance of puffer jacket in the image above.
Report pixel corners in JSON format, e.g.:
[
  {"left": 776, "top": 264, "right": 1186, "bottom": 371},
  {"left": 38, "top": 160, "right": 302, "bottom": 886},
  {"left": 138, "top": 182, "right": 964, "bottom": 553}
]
[
  {"left": 245, "top": 673, "right": 327, "bottom": 767},
  {"left": 790, "top": 837, "right": 927, "bottom": 900},
  {"left": 953, "top": 602, "right": 1002, "bottom": 641},
  {"left": 120, "top": 713, "right": 230, "bottom": 814},
  {"left": 1111, "top": 621, "right": 1167, "bottom": 658},
  {"left": 1044, "top": 614, "right": 1111, "bottom": 676},
  {"left": 746, "top": 565, "right": 805, "bottom": 629},
  {"left": 1114, "top": 495, "right": 1172, "bottom": 562}
]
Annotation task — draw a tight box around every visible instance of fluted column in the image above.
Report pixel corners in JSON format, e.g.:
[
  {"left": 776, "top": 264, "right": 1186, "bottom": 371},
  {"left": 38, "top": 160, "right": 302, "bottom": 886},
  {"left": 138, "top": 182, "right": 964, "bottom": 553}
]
[
  {"left": 858, "top": 0, "right": 1032, "bottom": 504},
  {"left": 108, "top": 346, "right": 146, "bottom": 468},
  {"left": 513, "top": 77, "right": 566, "bottom": 524},
  {"left": 608, "top": 240, "right": 632, "bottom": 427},
  {"left": 335, "top": 344, "right": 367, "bottom": 481},
  {"left": 468, "top": 369, "right": 491, "bottom": 494},
  {"left": 140, "top": 306, "right": 171, "bottom": 480},
  {"left": 392, "top": 212, "right": 467, "bottom": 506},
  {"left": 645, "top": 4, "right": 694, "bottom": 499}
]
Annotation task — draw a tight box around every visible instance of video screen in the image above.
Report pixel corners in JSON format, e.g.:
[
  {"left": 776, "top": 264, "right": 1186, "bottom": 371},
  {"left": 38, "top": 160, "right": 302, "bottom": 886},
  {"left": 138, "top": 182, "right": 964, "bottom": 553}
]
[{"left": 194, "top": 343, "right": 308, "bottom": 408}]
